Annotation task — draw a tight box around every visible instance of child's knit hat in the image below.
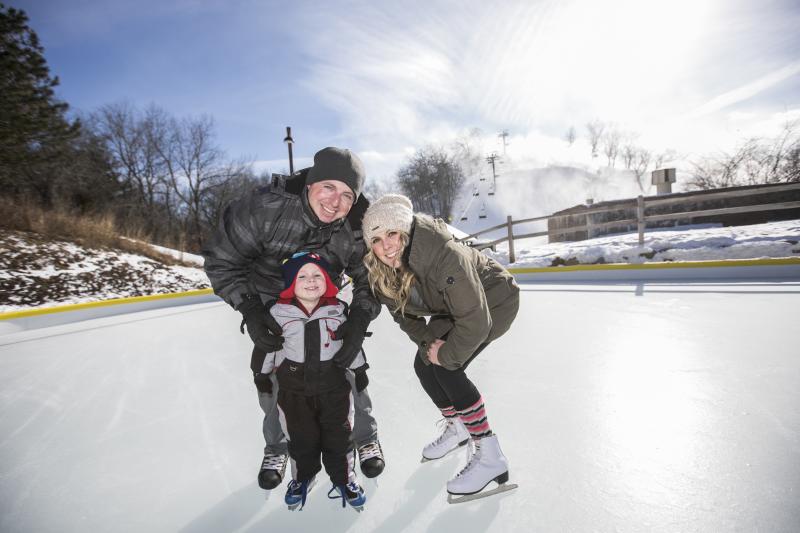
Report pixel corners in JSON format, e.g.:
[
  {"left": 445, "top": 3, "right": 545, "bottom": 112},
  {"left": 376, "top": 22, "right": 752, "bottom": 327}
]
[
  {"left": 279, "top": 252, "right": 339, "bottom": 299},
  {"left": 361, "top": 193, "right": 414, "bottom": 244}
]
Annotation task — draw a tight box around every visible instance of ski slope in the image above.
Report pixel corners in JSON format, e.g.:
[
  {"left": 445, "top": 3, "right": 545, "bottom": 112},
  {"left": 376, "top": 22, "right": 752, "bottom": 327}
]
[{"left": 1, "top": 280, "right": 799, "bottom": 532}]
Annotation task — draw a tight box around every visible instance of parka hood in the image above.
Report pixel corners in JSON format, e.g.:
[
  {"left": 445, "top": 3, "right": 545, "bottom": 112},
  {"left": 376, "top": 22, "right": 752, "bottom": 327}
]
[{"left": 406, "top": 215, "right": 454, "bottom": 273}]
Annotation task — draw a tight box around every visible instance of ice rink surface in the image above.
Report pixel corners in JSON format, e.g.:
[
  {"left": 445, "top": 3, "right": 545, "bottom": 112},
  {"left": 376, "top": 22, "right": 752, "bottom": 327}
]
[{"left": 1, "top": 280, "right": 798, "bottom": 532}]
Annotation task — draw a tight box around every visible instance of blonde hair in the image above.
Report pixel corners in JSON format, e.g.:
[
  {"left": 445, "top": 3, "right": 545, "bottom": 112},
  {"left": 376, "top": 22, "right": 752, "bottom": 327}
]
[{"left": 363, "top": 231, "right": 416, "bottom": 316}]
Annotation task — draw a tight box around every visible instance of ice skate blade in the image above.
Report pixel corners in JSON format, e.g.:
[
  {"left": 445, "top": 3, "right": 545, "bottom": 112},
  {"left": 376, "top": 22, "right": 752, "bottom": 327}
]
[{"left": 447, "top": 483, "right": 518, "bottom": 504}]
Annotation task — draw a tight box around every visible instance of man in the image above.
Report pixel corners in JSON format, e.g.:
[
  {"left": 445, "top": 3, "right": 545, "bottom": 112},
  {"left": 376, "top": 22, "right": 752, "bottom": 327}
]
[{"left": 202, "top": 147, "right": 384, "bottom": 490}]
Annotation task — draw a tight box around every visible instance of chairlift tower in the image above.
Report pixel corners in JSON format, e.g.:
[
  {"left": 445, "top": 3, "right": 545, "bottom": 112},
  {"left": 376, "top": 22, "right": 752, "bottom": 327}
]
[
  {"left": 486, "top": 152, "right": 500, "bottom": 192},
  {"left": 498, "top": 129, "right": 509, "bottom": 156}
]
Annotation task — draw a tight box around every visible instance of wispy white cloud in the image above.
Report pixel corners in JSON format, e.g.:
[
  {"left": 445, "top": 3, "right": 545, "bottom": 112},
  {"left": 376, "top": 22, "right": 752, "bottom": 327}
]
[
  {"left": 687, "top": 60, "right": 800, "bottom": 118},
  {"left": 23, "top": 0, "right": 800, "bottom": 175},
  {"left": 295, "top": 0, "right": 720, "bottom": 159},
  {"left": 290, "top": 0, "right": 800, "bottom": 176}
]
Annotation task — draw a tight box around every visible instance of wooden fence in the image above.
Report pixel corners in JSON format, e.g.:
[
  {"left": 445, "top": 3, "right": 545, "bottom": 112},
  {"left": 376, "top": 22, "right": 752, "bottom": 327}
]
[{"left": 456, "top": 182, "right": 800, "bottom": 263}]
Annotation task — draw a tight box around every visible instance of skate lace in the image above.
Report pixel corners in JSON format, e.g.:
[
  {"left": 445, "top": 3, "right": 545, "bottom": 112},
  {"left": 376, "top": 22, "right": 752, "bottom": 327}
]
[
  {"left": 287, "top": 478, "right": 312, "bottom": 508},
  {"left": 432, "top": 418, "right": 455, "bottom": 445},
  {"left": 327, "top": 482, "right": 363, "bottom": 508},
  {"left": 358, "top": 441, "right": 383, "bottom": 461},
  {"left": 261, "top": 453, "right": 287, "bottom": 470},
  {"left": 455, "top": 440, "right": 480, "bottom": 478}
]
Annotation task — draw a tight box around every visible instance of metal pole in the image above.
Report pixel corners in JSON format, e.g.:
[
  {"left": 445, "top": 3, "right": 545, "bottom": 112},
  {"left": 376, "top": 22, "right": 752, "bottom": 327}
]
[
  {"left": 507, "top": 215, "right": 515, "bottom": 263},
  {"left": 283, "top": 126, "right": 294, "bottom": 175},
  {"left": 486, "top": 153, "right": 499, "bottom": 188},
  {"left": 499, "top": 130, "right": 509, "bottom": 156}
]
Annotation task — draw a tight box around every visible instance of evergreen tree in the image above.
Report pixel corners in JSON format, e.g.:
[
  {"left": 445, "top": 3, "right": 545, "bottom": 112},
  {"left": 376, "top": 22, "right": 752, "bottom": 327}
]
[{"left": 0, "top": 3, "right": 80, "bottom": 202}]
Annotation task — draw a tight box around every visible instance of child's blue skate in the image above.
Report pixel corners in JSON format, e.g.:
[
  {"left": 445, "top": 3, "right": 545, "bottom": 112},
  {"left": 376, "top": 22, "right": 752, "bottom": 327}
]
[
  {"left": 285, "top": 477, "right": 316, "bottom": 511},
  {"left": 327, "top": 481, "right": 367, "bottom": 512}
]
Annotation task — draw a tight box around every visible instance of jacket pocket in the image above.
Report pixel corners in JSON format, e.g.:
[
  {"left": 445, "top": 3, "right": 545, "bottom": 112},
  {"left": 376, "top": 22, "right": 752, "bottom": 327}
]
[{"left": 276, "top": 360, "right": 306, "bottom": 392}]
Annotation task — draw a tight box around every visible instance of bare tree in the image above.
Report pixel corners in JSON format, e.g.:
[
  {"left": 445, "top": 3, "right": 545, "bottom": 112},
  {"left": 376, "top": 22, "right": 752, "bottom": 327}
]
[
  {"left": 687, "top": 141, "right": 757, "bottom": 190},
  {"left": 782, "top": 144, "right": 800, "bottom": 182},
  {"left": 90, "top": 102, "right": 260, "bottom": 249},
  {"left": 761, "top": 119, "right": 800, "bottom": 183},
  {"left": 622, "top": 143, "right": 636, "bottom": 169},
  {"left": 362, "top": 179, "right": 397, "bottom": 202},
  {"left": 396, "top": 146, "right": 465, "bottom": 220},
  {"left": 619, "top": 130, "right": 639, "bottom": 169},
  {"left": 602, "top": 127, "right": 622, "bottom": 168},
  {"left": 684, "top": 119, "right": 800, "bottom": 188},
  {"left": 95, "top": 102, "right": 160, "bottom": 211},
  {"left": 632, "top": 148, "right": 652, "bottom": 192},
  {"left": 586, "top": 120, "right": 605, "bottom": 159},
  {"left": 156, "top": 114, "right": 227, "bottom": 248},
  {"left": 201, "top": 160, "right": 260, "bottom": 230},
  {"left": 653, "top": 148, "right": 680, "bottom": 169},
  {"left": 93, "top": 102, "right": 176, "bottom": 241},
  {"left": 450, "top": 128, "right": 486, "bottom": 179}
]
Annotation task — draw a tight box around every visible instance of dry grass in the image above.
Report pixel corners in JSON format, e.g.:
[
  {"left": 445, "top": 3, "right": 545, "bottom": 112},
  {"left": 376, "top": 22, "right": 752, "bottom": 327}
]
[{"left": 0, "top": 197, "right": 195, "bottom": 267}]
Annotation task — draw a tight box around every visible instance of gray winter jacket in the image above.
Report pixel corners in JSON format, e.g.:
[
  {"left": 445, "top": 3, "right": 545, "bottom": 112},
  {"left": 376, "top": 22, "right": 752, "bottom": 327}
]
[
  {"left": 201, "top": 175, "right": 380, "bottom": 320},
  {"left": 263, "top": 298, "right": 366, "bottom": 395}
]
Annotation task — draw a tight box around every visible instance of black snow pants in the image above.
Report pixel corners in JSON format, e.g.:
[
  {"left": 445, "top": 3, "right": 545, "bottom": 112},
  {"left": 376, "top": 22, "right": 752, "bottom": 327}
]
[{"left": 277, "top": 384, "right": 354, "bottom": 485}]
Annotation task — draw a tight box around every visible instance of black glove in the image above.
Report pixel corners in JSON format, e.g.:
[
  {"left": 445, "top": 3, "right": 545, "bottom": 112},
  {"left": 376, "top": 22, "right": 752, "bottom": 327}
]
[
  {"left": 253, "top": 372, "right": 273, "bottom": 394},
  {"left": 354, "top": 365, "right": 369, "bottom": 393},
  {"left": 238, "top": 294, "right": 284, "bottom": 353},
  {"left": 332, "top": 308, "right": 370, "bottom": 368}
]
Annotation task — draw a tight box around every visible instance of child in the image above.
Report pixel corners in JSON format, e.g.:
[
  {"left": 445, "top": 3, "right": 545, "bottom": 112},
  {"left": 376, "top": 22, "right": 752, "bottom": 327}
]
[{"left": 262, "top": 251, "right": 369, "bottom": 511}]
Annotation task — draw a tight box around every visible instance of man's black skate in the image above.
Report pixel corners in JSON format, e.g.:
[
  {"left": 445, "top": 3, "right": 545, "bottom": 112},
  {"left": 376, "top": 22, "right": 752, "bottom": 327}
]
[
  {"left": 358, "top": 441, "right": 385, "bottom": 478},
  {"left": 257, "top": 453, "right": 287, "bottom": 490}
]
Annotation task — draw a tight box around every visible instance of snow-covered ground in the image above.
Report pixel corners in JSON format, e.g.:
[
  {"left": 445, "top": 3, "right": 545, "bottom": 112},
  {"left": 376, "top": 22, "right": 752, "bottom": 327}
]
[
  {"left": 122, "top": 237, "right": 205, "bottom": 267},
  {"left": 0, "top": 230, "right": 209, "bottom": 312},
  {"left": 1, "top": 281, "right": 798, "bottom": 532},
  {"left": 2, "top": 220, "right": 799, "bottom": 314},
  {"left": 479, "top": 219, "right": 800, "bottom": 268}
]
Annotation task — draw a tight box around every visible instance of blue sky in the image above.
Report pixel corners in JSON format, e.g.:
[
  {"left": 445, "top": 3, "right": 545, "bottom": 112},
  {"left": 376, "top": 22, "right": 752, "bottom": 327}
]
[{"left": 17, "top": 0, "right": 800, "bottom": 181}]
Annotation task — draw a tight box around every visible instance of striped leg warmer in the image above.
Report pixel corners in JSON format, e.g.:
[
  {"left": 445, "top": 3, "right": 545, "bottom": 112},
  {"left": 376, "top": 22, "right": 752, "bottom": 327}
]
[
  {"left": 440, "top": 406, "right": 458, "bottom": 419},
  {"left": 458, "top": 396, "right": 493, "bottom": 439}
]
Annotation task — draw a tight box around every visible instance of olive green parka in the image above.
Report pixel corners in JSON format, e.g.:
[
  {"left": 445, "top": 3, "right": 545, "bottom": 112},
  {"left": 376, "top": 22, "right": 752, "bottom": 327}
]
[{"left": 377, "top": 215, "right": 520, "bottom": 370}]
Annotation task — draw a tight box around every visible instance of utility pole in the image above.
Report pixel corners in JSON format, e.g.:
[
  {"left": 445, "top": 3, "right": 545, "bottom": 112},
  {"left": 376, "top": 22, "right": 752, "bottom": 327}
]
[
  {"left": 498, "top": 129, "right": 509, "bottom": 156},
  {"left": 283, "top": 126, "right": 295, "bottom": 174}
]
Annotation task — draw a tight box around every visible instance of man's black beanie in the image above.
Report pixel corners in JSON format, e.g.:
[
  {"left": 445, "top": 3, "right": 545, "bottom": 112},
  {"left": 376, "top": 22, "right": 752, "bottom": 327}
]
[{"left": 306, "top": 147, "right": 365, "bottom": 198}]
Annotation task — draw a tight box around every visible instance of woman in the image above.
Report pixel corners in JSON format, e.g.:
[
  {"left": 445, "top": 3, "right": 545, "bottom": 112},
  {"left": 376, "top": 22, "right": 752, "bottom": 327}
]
[{"left": 361, "top": 194, "right": 520, "bottom": 497}]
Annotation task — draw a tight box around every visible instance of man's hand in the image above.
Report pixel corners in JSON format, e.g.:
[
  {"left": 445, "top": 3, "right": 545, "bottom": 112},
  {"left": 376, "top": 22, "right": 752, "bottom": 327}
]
[
  {"left": 427, "top": 339, "right": 445, "bottom": 366},
  {"left": 332, "top": 308, "right": 370, "bottom": 368},
  {"left": 238, "top": 295, "right": 284, "bottom": 353},
  {"left": 353, "top": 364, "right": 370, "bottom": 393},
  {"left": 253, "top": 372, "right": 273, "bottom": 394}
]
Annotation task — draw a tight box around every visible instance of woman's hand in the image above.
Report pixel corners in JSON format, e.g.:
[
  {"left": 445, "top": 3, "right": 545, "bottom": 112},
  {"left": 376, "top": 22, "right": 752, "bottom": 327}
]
[{"left": 427, "top": 339, "right": 445, "bottom": 366}]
